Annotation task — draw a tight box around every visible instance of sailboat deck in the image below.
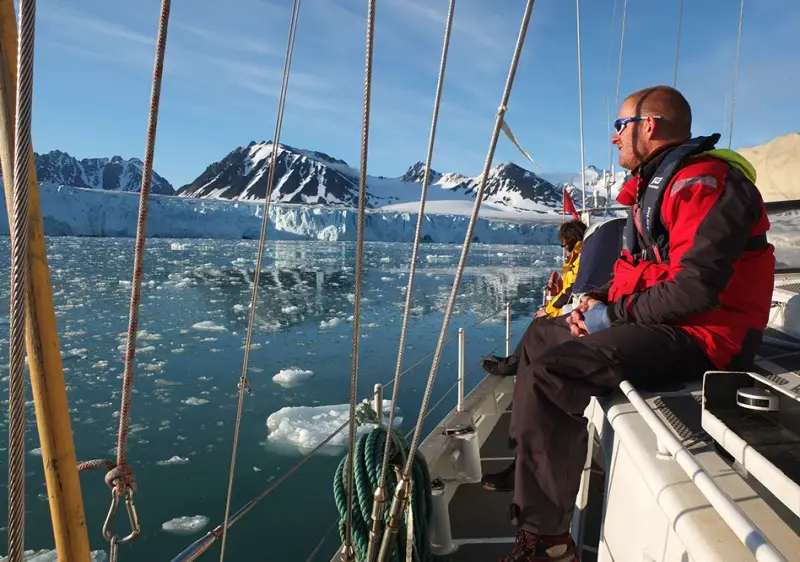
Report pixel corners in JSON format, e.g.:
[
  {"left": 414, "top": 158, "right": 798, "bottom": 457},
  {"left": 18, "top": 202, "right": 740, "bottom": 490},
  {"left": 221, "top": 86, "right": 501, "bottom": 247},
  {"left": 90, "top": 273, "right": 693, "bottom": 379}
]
[
  {"left": 436, "top": 323, "right": 800, "bottom": 562},
  {"left": 441, "top": 409, "right": 516, "bottom": 561},
  {"left": 440, "top": 403, "right": 604, "bottom": 562}
]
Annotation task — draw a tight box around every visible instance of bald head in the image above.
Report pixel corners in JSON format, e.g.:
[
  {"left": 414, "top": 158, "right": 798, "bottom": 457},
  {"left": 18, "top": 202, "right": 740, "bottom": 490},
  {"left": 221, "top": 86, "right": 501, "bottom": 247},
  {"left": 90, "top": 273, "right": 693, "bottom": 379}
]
[
  {"left": 626, "top": 85, "right": 692, "bottom": 140},
  {"left": 613, "top": 86, "right": 693, "bottom": 171}
]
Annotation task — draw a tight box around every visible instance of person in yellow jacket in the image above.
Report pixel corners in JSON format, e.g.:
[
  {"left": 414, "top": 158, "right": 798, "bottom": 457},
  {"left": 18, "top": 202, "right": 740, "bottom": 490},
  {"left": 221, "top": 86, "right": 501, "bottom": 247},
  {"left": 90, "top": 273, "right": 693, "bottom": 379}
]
[
  {"left": 535, "top": 219, "right": 587, "bottom": 319},
  {"left": 482, "top": 219, "right": 587, "bottom": 380}
]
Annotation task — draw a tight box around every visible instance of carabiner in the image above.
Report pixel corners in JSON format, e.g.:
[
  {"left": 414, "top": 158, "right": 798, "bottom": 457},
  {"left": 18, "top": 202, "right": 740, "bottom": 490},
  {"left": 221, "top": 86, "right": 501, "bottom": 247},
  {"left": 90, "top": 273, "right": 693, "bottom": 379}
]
[
  {"left": 109, "top": 536, "right": 119, "bottom": 562},
  {"left": 103, "top": 486, "right": 141, "bottom": 546}
]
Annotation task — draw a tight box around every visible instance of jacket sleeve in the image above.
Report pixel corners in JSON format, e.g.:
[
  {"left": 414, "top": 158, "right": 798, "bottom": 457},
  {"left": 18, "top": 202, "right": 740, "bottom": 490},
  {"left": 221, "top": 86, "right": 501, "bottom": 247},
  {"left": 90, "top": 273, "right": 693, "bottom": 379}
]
[
  {"left": 585, "top": 280, "right": 612, "bottom": 304},
  {"left": 606, "top": 162, "right": 764, "bottom": 325},
  {"left": 544, "top": 252, "right": 581, "bottom": 317},
  {"left": 544, "top": 286, "right": 573, "bottom": 317}
]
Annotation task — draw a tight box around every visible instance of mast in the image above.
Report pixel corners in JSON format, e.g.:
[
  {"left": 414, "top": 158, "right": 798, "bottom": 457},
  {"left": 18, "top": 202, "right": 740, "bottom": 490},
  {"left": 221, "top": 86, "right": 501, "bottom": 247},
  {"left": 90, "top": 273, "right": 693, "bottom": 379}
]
[{"left": 0, "top": 1, "right": 92, "bottom": 559}]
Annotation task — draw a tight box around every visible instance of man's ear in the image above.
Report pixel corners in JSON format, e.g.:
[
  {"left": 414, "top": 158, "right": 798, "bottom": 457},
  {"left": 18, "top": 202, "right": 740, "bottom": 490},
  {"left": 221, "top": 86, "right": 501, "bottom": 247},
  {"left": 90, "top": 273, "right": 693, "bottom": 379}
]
[{"left": 645, "top": 116, "right": 659, "bottom": 139}]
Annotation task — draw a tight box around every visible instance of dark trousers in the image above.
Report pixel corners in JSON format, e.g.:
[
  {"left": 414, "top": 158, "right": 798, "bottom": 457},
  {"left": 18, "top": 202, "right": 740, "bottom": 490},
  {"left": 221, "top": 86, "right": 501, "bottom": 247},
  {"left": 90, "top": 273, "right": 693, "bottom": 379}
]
[
  {"left": 496, "top": 317, "right": 537, "bottom": 366},
  {"left": 509, "top": 315, "right": 714, "bottom": 535}
]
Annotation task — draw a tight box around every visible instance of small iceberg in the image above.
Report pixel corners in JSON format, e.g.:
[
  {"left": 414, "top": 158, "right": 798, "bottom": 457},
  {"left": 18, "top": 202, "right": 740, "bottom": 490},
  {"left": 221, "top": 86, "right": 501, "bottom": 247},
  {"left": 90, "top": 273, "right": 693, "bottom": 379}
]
[
  {"left": 0, "top": 551, "right": 106, "bottom": 562},
  {"left": 161, "top": 515, "right": 210, "bottom": 535},
  {"left": 272, "top": 368, "right": 315, "bottom": 388},
  {"left": 191, "top": 321, "right": 227, "bottom": 332},
  {"left": 157, "top": 455, "right": 190, "bottom": 466},
  {"left": 265, "top": 399, "right": 401, "bottom": 454},
  {"left": 319, "top": 317, "right": 343, "bottom": 329}
]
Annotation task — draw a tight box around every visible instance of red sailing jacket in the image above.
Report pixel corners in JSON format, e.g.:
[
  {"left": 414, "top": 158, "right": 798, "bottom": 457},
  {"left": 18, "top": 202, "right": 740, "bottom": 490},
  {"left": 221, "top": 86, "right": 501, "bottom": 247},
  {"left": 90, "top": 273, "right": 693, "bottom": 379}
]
[{"left": 600, "top": 141, "right": 775, "bottom": 369}]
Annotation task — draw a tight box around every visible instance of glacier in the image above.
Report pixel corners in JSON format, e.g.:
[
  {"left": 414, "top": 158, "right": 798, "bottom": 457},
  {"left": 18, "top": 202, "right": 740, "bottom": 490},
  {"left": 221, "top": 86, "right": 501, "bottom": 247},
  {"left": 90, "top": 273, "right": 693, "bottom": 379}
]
[{"left": 0, "top": 183, "right": 561, "bottom": 245}]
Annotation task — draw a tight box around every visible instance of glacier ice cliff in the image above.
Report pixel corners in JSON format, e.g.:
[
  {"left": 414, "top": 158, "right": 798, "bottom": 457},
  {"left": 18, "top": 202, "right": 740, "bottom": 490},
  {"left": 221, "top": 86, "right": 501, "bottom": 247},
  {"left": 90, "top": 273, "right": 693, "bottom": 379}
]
[{"left": 0, "top": 184, "right": 560, "bottom": 245}]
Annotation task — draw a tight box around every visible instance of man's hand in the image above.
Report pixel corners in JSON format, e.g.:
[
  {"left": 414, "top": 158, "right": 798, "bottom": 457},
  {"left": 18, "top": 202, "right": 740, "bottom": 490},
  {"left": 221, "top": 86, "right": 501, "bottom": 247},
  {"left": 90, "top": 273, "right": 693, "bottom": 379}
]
[
  {"left": 534, "top": 309, "right": 548, "bottom": 319},
  {"left": 567, "top": 296, "right": 603, "bottom": 337},
  {"left": 566, "top": 309, "right": 587, "bottom": 337},
  {"left": 578, "top": 295, "right": 602, "bottom": 311}
]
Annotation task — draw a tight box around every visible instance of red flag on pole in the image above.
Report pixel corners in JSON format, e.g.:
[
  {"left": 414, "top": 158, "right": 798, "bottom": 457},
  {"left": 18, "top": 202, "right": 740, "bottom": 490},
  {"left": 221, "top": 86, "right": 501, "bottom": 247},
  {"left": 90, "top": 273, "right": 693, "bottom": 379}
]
[{"left": 563, "top": 188, "right": 579, "bottom": 220}]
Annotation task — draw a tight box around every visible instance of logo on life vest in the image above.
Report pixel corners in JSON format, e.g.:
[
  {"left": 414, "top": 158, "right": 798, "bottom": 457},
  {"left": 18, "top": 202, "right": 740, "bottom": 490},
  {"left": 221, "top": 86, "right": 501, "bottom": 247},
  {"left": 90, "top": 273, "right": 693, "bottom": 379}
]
[{"left": 648, "top": 176, "right": 663, "bottom": 189}]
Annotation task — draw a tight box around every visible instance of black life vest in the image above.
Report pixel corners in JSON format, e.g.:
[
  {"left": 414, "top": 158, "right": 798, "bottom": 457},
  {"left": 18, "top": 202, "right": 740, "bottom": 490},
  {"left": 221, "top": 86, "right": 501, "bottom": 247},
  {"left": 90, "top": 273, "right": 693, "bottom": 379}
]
[{"left": 622, "top": 134, "right": 722, "bottom": 264}]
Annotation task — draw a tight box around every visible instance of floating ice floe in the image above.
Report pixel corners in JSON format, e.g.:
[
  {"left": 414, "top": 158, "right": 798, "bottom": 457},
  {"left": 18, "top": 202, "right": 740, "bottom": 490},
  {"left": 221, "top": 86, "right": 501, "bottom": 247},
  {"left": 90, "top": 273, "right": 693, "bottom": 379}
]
[
  {"left": 161, "top": 515, "right": 210, "bottom": 535},
  {"left": 0, "top": 551, "right": 106, "bottom": 562},
  {"left": 319, "top": 317, "right": 342, "bottom": 329},
  {"left": 157, "top": 455, "right": 190, "bottom": 466},
  {"left": 266, "top": 400, "right": 401, "bottom": 454},
  {"left": 272, "top": 368, "right": 315, "bottom": 388},
  {"left": 191, "top": 320, "right": 227, "bottom": 332}
]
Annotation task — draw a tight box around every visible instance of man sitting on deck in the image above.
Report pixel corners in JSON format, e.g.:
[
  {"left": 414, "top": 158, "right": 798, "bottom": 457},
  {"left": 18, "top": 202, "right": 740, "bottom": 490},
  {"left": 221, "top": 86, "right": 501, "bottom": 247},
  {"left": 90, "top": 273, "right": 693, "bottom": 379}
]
[{"left": 497, "top": 85, "right": 775, "bottom": 562}]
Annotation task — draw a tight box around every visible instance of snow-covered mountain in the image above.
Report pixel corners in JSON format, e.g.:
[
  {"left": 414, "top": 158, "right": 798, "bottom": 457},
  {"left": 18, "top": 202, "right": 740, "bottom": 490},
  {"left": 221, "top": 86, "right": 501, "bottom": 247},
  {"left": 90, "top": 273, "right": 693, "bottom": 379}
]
[
  {"left": 541, "top": 165, "right": 628, "bottom": 209},
  {"left": 177, "top": 141, "right": 563, "bottom": 215},
  {"left": 0, "top": 150, "right": 175, "bottom": 195}
]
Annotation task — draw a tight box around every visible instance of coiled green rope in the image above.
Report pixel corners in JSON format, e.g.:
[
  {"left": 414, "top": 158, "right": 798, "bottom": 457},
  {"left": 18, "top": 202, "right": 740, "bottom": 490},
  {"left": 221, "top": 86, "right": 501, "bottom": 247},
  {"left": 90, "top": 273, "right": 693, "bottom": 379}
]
[{"left": 333, "top": 425, "right": 433, "bottom": 562}]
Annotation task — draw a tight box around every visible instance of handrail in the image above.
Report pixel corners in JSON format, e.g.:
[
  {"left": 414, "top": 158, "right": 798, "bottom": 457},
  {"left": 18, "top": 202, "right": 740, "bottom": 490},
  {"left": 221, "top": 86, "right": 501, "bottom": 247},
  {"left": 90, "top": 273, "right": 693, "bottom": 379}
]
[
  {"left": 618, "top": 380, "right": 787, "bottom": 562},
  {"left": 581, "top": 198, "right": 800, "bottom": 216},
  {"left": 765, "top": 199, "right": 800, "bottom": 214},
  {"left": 170, "top": 302, "right": 515, "bottom": 561},
  {"left": 775, "top": 267, "right": 800, "bottom": 275}
]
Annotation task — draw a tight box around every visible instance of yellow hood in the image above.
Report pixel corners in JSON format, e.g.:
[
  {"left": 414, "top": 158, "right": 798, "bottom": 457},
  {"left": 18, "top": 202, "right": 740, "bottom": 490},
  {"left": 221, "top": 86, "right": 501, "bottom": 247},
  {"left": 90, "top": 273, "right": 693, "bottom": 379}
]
[{"left": 699, "top": 148, "right": 757, "bottom": 183}]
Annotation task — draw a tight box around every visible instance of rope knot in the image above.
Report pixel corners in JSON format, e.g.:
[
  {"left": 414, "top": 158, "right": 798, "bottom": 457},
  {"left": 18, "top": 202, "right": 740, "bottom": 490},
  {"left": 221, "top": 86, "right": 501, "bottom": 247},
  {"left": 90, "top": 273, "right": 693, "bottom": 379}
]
[{"left": 105, "top": 464, "right": 136, "bottom": 493}]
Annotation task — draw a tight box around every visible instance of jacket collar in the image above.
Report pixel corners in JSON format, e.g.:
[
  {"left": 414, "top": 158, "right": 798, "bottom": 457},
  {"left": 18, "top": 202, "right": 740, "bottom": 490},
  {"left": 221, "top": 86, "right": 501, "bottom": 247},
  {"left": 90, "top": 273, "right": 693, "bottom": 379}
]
[
  {"left": 615, "top": 142, "right": 684, "bottom": 206},
  {"left": 567, "top": 240, "right": 582, "bottom": 264}
]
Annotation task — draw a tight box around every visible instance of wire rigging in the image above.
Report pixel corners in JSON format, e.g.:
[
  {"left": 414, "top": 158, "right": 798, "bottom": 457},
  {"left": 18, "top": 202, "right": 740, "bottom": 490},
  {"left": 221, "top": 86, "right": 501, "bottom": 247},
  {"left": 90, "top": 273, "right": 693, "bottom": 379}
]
[
  {"left": 377, "top": 2, "right": 537, "bottom": 559},
  {"left": 673, "top": 0, "right": 684, "bottom": 87},
  {"left": 7, "top": 0, "right": 37, "bottom": 559},
  {"left": 576, "top": 0, "right": 587, "bottom": 213},
  {"left": 218, "top": 0, "right": 303, "bottom": 560},
  {"left": 366, "top": 1, "right": 456, "bottom": 560},
  {"left": 342, "top": 0, "right": 377, "bottom": 558},
  {"left": 728, "top": 0, "right": 745, "bottom": 149}
]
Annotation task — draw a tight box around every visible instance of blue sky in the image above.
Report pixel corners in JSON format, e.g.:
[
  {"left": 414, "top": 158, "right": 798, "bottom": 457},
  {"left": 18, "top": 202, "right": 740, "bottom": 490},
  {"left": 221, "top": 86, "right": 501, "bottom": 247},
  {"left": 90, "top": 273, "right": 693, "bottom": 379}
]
[{"left": 31, "top": 0, "right": 799, "bottom": 188}]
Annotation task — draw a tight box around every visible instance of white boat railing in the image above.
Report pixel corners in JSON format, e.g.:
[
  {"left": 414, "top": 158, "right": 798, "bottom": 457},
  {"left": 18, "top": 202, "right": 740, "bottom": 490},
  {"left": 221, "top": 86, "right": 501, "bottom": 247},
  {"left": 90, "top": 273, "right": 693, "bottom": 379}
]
[{"left": 618, "top": 380, "right": 788, "bottom": 562}]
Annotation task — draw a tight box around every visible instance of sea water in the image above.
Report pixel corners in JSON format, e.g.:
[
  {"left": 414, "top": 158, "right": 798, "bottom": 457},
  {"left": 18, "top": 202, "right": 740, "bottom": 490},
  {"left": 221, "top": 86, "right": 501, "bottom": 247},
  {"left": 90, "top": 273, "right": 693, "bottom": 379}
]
[{"left": 0, "top": 237, "right": 558, "bottom": 561}]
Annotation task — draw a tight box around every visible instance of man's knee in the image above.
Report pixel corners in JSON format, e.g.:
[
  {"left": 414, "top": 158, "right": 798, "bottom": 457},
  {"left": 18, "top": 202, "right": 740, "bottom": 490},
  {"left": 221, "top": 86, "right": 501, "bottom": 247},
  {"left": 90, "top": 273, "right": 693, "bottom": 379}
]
[{"left": 530, "top": 340, "right": 616, "bottom": 411}]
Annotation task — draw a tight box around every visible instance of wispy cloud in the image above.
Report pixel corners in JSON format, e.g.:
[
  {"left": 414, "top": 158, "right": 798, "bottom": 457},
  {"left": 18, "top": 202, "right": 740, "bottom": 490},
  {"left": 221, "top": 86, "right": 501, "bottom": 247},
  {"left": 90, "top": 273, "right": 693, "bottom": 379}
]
[
  {"left": 382, "top": 0, "right": 511, "bottom": 55},
  {"left": 196, "top": 55, "right": 344, "bottom": 114},
  {"left": 173, "top": 22, "right": 279, "bottom": 57},
  {"left": 236, "top": 78, "right": 345, "bottom": 113},
  {"left": 203, "top": 57, "right": 329, "bottom": 91},
  {"left": 40, "top": 1, "right": 154, "bottom": 46}
]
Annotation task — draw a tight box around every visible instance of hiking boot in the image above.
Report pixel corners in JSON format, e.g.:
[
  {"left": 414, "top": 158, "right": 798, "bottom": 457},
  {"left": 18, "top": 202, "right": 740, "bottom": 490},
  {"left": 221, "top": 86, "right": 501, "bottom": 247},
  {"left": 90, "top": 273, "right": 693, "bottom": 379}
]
[
  {"left": 499, "top": 530, "right": 578, "bottom": 562},
  {"left": 482, "top": 459, "right": 515, "bottom": 491},
  {"left": 482, "top": 354, "right": 519, "bottom": 376}
]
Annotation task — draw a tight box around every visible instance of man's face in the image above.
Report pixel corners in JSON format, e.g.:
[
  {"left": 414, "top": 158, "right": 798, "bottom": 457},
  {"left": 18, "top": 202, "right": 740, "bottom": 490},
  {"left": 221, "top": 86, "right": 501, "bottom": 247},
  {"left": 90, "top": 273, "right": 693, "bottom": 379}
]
[{"left": 612, "top": 98, "right": 649, "bottom": 171}]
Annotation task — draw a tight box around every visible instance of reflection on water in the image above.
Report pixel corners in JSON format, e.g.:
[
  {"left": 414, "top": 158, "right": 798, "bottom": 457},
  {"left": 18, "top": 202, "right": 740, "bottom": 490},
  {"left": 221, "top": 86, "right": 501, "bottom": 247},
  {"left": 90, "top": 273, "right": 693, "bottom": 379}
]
[{"left": 176, "top": 262, "right": 546, "bottom": 331}]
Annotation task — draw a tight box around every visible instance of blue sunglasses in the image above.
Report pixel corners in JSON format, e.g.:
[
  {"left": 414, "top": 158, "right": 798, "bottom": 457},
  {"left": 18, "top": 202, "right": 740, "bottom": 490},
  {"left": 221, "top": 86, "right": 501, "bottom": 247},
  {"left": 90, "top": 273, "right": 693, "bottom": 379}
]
[{"left": 613, "top": 115, "right": 662, "bottom": 134}]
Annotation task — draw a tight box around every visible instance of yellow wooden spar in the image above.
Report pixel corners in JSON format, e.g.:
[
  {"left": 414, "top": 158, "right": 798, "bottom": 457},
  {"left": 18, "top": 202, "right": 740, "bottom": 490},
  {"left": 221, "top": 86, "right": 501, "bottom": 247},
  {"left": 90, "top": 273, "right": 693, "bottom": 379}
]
[{"left": 0, "top": 0, "right": 92, "bottom": 559}]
